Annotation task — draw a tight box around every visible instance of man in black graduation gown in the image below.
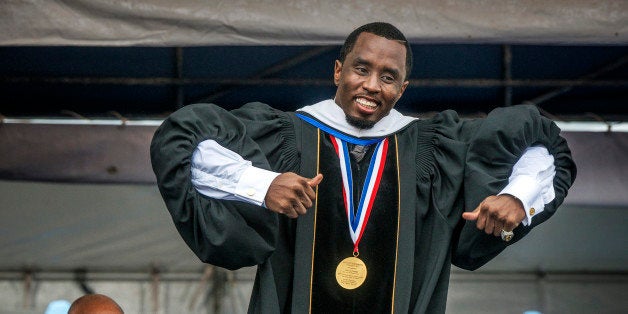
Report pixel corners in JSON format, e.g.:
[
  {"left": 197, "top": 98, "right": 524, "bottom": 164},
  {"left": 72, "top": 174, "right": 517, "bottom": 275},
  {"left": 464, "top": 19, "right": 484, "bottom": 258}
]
[{"left": 150, "top": 22, "right": 576, "bottom": 313}]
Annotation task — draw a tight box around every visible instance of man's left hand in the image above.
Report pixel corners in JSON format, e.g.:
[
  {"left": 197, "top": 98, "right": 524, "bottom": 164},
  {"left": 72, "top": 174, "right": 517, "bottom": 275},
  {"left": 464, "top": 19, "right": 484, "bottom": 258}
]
[{"left": 461, "top": 195, "right": 525, "bottom": 237}]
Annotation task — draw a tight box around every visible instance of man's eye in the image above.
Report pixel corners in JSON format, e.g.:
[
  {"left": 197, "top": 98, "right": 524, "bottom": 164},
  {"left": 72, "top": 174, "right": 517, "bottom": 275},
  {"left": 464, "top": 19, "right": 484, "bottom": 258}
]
[
  {"left": 381, "top": 75, "right": 394, "bottom": 83},
  {"left": 356, "top": 67, "right": 368, "bottom": 74}
]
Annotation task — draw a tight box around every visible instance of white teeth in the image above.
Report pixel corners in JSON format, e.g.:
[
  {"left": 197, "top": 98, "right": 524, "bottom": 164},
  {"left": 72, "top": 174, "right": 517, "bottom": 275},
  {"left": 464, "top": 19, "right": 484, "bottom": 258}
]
[{"left": 356, "top": 98, "right": 377, "bottom": 108}]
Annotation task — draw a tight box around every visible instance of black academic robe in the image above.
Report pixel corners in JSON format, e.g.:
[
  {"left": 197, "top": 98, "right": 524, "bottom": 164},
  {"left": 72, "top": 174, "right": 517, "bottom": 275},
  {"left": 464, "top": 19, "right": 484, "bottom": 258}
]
[{"left": 150, "top": 102, "right": 576, "bottom": 313}]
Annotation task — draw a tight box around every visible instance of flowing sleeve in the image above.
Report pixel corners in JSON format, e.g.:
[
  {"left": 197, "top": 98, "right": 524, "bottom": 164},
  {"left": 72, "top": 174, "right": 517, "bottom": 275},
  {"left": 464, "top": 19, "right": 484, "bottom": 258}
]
[
  {"left": 150, "top": 103, "right": 298, "bottom": 270},
  {"left": 449, "top": 104, "right": 577, "bottom": 270}
]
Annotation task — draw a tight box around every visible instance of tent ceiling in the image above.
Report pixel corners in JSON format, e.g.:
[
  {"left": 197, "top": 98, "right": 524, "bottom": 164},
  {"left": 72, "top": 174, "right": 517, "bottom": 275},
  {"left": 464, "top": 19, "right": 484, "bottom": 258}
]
[
  {"left": 1, "top": 44, "right": 628, "bottom": 120},
  {"left": 2, "top": 0, "right": 627, "bottom": 46}
]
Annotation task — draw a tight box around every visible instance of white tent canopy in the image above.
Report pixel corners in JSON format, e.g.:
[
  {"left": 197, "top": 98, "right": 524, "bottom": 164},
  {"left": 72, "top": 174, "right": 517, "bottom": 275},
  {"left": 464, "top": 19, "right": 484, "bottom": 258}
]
[{"left": 2, "top": 0, "right": 627, "bottom": 46}]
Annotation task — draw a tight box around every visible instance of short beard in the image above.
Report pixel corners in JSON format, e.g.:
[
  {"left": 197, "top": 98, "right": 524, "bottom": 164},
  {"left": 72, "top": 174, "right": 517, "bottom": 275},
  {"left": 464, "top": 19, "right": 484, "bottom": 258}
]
[{"left": 346, "top": 115, "right": 376, "bottom": 129}]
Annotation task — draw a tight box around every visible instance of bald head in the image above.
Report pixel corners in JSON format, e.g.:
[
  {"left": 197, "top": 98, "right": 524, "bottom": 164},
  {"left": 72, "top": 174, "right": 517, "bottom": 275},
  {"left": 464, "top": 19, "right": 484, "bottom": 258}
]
[{"left": 68, "top": 294, "right": 124, "bottom": 314}]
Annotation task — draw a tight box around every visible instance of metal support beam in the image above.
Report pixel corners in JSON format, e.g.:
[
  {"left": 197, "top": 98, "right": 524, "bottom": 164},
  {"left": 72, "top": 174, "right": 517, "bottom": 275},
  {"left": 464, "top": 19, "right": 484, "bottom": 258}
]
[
  {"left": 211, "top": 268, "right": 228, "bottom": 314},
  {"left": 151, "top": 266, "right": 160, "bottom": 314},
  {"left": 3, "top": 76, "right": 627, "bottom": 88},
  {"left": 502, "top": 45, "right": 513, "bottom": 106},
  {"left": 188, "top": 265, "right": 213, "bottom": 311},
  {"left": 199, "top": 46, "right": 335, "bottom": 103},
  {"left": 175, "top": 47, "right": 184, "bottom": 110},
  {"left": 522, "top": 54, "right": 628, "bottom": 107},
  {"left": 22, "top": 270, "right": 33, "bottom": 310},
  {"left": 74, "top": 268, "right": 95, "bottom": 294}
]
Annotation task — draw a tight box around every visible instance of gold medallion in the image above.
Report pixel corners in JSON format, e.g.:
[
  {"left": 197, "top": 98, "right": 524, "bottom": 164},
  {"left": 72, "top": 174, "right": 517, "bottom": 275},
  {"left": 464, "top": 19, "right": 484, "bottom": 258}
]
[{"left": 335, "top": 256, "right": 367, "bottom": 289}]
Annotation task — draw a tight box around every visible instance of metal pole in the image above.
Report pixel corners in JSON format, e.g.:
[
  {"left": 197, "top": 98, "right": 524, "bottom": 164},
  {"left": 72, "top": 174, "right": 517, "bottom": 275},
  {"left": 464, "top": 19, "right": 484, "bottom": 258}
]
[
  {"left": 175, "top": 47, "right": 185, "bottom": 109},
  {"left": 188, "top": 265, "right": 213, "bottom": 311},
  {"left": 22, "top": 270, "right": 32, "bottom": 310},
  {"left": 151, "top": 266, "right": 160, "bottom": 314},
  {"left": 502, "top": 45, "right": 513, "bottom": 106},
  {"left": 212, "top": 268, "right": 227, "bottom": 314}
]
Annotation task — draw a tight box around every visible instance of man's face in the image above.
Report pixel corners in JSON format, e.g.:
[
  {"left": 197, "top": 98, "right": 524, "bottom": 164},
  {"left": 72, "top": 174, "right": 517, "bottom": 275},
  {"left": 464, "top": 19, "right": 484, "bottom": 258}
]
[{"left": 334, "top": 32, "right": 409, "bottom": 129}]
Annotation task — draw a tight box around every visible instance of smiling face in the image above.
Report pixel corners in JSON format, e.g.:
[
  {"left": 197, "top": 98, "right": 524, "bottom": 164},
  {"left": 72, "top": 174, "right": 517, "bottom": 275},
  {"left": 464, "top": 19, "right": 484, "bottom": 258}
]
[{"left": 334, "top": 32, "right": 409, "bottom": 129}]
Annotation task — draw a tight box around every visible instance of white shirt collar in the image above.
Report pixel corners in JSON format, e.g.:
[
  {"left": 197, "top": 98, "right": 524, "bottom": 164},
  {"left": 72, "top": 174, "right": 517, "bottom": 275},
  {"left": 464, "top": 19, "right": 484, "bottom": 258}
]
[{"left": 296, "top": 99, "right": 417, "bottom": 138}]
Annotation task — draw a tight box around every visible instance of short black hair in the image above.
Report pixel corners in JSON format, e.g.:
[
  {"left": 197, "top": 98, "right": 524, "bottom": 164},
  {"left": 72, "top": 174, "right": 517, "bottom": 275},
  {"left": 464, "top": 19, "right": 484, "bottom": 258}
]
[{"left": 339, "top": 22, "right": 413, "bottom": 80}]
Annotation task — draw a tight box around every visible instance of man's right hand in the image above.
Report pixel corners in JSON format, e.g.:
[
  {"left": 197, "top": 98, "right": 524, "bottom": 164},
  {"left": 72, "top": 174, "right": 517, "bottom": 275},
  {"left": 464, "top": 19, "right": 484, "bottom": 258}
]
[{"left": 264, "top": 173, "right": 323, "bottom": 218}]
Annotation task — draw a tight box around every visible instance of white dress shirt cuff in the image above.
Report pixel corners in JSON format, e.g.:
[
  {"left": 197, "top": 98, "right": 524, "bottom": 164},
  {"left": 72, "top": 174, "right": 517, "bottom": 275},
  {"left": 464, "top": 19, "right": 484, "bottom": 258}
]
[
  {"left": 235, "top": 166, "right": 281, "bottom": 207},
  {"left": 499, "top": 175, "right": 543, "bottom": 226}
]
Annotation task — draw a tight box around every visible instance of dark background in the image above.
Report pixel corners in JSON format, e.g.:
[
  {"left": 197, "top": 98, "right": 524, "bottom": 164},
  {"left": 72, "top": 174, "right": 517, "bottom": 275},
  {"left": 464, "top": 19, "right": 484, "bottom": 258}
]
[{"left": 2, "top": 44, "right": 627, "bottom": 120}]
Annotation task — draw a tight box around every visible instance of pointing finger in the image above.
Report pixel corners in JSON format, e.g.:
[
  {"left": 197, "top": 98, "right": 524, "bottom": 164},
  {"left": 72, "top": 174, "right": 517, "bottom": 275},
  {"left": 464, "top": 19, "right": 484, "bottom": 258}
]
[{"left": 462, "top": 203, "right": 481, "bottom": 221}]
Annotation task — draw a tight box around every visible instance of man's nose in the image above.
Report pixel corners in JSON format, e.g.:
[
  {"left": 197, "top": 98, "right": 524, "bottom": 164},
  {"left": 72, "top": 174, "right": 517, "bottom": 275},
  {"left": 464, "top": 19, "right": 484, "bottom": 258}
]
[{"left": 362, "top": 74, "right": 381, "bottom": 93}]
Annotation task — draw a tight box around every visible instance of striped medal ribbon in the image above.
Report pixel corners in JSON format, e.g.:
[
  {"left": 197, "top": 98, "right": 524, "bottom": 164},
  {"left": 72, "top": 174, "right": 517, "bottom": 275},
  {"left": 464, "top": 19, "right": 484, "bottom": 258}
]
[{"left": 330, "top": 134, "right": 389, "bottom": 289}]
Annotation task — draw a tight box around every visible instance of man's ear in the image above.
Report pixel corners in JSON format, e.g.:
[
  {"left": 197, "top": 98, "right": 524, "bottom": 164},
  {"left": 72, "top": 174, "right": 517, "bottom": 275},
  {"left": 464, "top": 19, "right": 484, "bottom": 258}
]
[
  {"left": 400, "top": 80, "right": 409, "bottom": 95},
  {"left": 396, "top": 80, "right": 409, "bottom": 103},
  {"left": 334, "top": 60, "right": 342, "bottom": 86}
]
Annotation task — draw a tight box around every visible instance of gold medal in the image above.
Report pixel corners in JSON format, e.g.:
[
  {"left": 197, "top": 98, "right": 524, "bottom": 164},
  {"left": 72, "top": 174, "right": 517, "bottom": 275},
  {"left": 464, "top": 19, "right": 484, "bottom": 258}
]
[{"left": 335, "top": 256, "right": 367, "bottom": 289}]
